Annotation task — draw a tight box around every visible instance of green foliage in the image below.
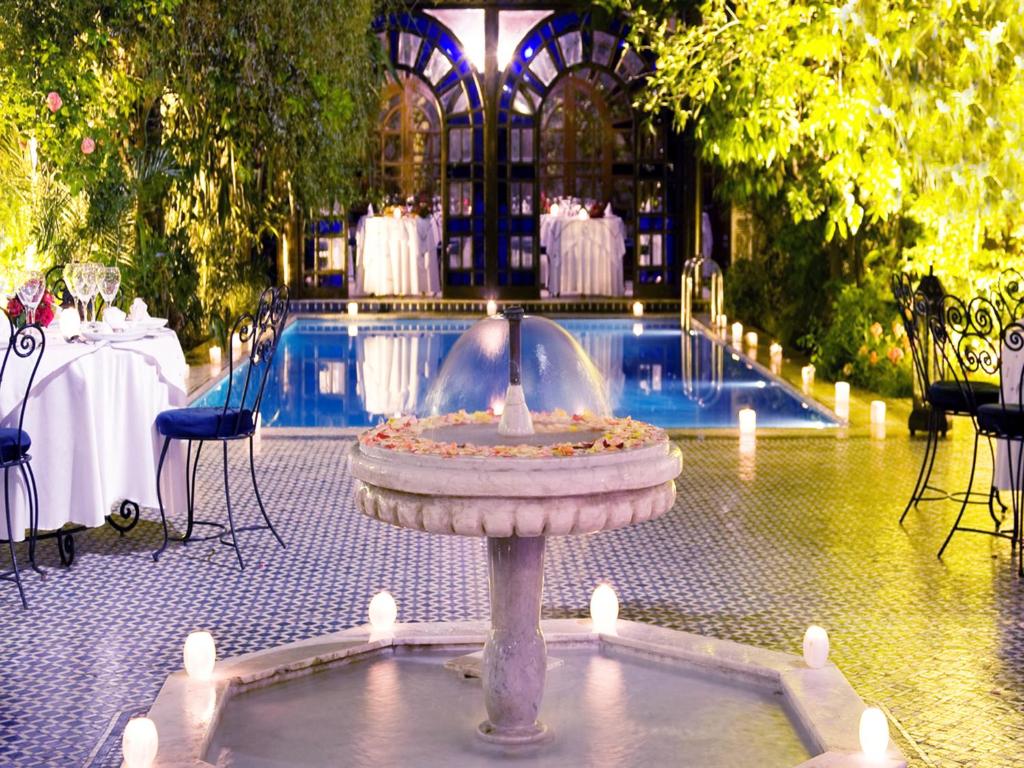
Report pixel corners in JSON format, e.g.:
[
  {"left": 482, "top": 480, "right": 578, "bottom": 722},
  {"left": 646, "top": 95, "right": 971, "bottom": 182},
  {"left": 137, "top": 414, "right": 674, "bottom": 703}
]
[
  {"left": 0, "top": 0, "right": 387, "bottom": 346},
  {"left": 609, "top": 0, "right": 1024, "bottom": 390},
  {"left": 800, "top": 278, "right": 913, "bottom": 397}
]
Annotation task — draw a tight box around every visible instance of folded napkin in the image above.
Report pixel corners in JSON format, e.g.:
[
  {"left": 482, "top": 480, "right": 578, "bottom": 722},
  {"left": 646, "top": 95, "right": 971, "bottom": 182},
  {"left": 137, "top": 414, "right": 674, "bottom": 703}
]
[
  {"left": 103, "top": 306, "right": 127, "bottom": 330},
  {"left": 128, "top": 297, "right": 150, "bottom": 322},
  {"left": 367, "top": 203, "right": 375, "bottom": 217},
  {"left": 605, "top": 202, "right": 613, "bottom": 217}
]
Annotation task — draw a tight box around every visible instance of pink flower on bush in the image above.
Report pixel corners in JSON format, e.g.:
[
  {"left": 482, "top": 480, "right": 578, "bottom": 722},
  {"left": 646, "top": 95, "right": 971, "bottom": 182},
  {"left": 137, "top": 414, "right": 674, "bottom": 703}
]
[
  {"left": 887, "top": 346, "right": 905, "bottom": 365},
  {"left": 46, "top": 91, "right": 63, "bottom": 113},
  {"left": 81, "top": 137, "right": 95, "bottom": 155},
  {"left": 870, "top": 321, "right": 884, "bottom": 339},
  {"left": 6, "top": 292, "right": 56, "bottom": 328}
]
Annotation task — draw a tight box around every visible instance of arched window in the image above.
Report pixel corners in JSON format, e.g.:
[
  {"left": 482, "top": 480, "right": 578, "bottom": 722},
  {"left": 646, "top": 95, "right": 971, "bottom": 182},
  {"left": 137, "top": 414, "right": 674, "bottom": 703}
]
[{"left": 378, "top": 74, "right": 443, "bottom": 200}]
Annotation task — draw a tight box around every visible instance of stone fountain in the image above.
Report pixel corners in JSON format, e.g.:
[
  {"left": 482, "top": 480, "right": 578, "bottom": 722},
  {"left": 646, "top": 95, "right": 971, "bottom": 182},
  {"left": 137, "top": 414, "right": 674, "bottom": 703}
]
[
  {"left": 139, "top": 309, "right": 907, "bottom": 768},
  {"left": 351, "top": 307, "right": 681, "bottom": 743}
]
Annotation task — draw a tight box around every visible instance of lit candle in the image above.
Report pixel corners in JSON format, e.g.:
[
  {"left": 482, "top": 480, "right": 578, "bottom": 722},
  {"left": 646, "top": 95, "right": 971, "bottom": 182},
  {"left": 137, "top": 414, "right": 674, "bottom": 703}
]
[
  {"left": 745, "top": 331, "right": 759, "bottom": 348},
  {"left": 835, "top": 381, "right": 851, "bottom": 422},
  {"left": 716, "top": 313, "right": 728, "bottom": 330},
  {"left": 769, "top": 342, "right": 782, "bottom": 358},
  {"left": 632, "top": 322, "right": 644, "bottom": 337},
  {"left": 392, "top": 206, "right": 402, "bottom": 219},
  {"left": 208, "top": 345, "right": 222, "bottom": 367},
  {"left": 368, "top": 590, "right": 398, "bottom": 633},
  {"left": 801, "top": 364, "right": 815, "bottom": 389},
  {"left": 486, "top": 299, "right": 498, "bottom": 317},
  {"left": 122, "top": 717, "right": 159, "bottom": 768},
  {"left": 738, "top": 407, "right": 757, "bottom": 435},
  {"left": 346, "top": 301, "right": 359, "bottom": 317},
  {"left": 802, "top": 625, "right": 830, "bottom": 669},
  {"left": 632, "top": 301, "right": 644, "bottom": 317},
  {"left": 870, "top": 400, "right": 886, "bottom": 424},
  {"left": 589, "top": 583, "right": 619, "bottom": 635},
  {"left": 731, "top": 322, "right": 743, "bottom": 346},
  {"left": 549, "top": 202, "right": 560, "bottom": 216},
  {"left": 183, "top": 631, "right": 217, "bottom": 681},
  {"left": 859, "top": 707, "right": 890, "bottom": 759}
]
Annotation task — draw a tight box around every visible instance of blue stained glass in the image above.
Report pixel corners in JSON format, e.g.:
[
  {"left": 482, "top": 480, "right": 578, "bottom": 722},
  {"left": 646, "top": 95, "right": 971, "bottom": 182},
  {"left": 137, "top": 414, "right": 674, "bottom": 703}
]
[
  {"left": 510, "top": 218, "right": 533, "bottom": 235},
  {"left": 448, "top": 218, "right": 470, "bottom": 235},
  {"left": 551, "top": 13, "right": 581, "bottom": 36},
  {"left": 468, "top": 86, "right": 481, "bottom": 110},
  {"left": 448, "top": 272, "right": 470, "bottom": 286},
  {"left": 511, "top": 271, "right": 535, "bottom": 286}
]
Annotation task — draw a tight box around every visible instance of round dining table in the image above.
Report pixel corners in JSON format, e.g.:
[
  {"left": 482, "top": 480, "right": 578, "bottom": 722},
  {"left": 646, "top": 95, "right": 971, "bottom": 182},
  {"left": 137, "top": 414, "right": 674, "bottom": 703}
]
[
  {"left": 540, "top": 214, "right": 626, "bottom": 296},
  {"left": 356, "top": 214, "right": 441, "bottom": 296},
  {"left": 0, "top": 326, "right": 187, "bottom": 545}
]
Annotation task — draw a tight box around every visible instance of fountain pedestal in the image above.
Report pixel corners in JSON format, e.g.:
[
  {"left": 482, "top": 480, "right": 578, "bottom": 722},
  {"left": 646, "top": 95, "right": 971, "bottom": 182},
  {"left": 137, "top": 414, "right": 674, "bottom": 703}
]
[
  {"left": 480, "top": 535, "right": 548, "bottom": 743},
  {"left": 350, "top": 410, "right": 682, "bottom": 746}
]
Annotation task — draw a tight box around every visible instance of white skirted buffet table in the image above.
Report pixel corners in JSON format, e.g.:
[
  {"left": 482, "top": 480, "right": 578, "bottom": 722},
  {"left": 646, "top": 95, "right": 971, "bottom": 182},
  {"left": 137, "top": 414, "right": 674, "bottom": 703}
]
[
  {"left": 0, "top": 327, "right": 187, "bottom": 557},
  {"left": 356, "top": 214, "right": 441, "bottom": 296},
  {"left": 540, "top": 214, "right": 626, "bottom": 296}
]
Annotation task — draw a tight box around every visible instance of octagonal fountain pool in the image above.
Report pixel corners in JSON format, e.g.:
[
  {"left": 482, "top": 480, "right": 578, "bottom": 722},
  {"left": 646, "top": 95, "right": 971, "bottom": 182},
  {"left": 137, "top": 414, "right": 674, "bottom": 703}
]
[{"left": 195, "top": 317, "right": 837, "bottom": 430}]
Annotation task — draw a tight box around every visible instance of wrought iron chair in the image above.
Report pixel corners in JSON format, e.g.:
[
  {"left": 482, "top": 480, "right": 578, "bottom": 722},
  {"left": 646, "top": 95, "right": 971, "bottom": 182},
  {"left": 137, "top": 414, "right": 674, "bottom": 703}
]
[
  {"left": 152, "top": 287, "right": 289, "bottom": 570},
  {"left": 892, "top": 274, "right": 1002, "bottom": 524},
  {"left": 928, "top": 293, "right": 1017, "bottom": 563},
  {"left": 44, "top": 264, "right": 72, "bottom": 308},
  {"left": 0, "top": 314, "right": 45, "bottom": 608}
]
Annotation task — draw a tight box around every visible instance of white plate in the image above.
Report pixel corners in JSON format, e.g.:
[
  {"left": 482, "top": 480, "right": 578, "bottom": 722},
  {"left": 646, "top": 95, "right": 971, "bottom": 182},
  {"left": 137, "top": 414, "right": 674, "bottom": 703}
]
[
  {"left": 81, "top": 327, "right": 150, "bottom": 343},
  {"left": 128, "top": 317, "right": 168, "bottom": 330}
]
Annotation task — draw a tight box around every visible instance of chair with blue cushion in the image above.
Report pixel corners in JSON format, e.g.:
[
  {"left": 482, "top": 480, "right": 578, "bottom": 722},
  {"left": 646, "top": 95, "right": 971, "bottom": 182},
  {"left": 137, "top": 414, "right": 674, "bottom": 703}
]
[
  {"left": 892, "top": 274, "right": 1003, "bottom": 525},
  {"left": 152, "top": 286, "right": 289, "bottom": 570},
  {"left": 928, "top": 293, "right": 1020, "bottom": 567},
  {"left": 0, "top": 315, "right": 45, "bottom": 608}
]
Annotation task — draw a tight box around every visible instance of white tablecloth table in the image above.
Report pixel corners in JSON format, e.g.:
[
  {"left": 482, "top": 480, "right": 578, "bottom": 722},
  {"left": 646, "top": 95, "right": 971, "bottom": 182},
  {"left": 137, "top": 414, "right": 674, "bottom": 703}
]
[
  {"left": 356, "top": 215, "right": 441, "bottom": 296},
  {"left": 0, "top": 328, "right": 188, "bottom": 540},
  {"left": 996, "top": 344, "right": 1023, "bottom": 490},
  {"left": 540, "top": 214, "right": 626, "bottom": 296}
]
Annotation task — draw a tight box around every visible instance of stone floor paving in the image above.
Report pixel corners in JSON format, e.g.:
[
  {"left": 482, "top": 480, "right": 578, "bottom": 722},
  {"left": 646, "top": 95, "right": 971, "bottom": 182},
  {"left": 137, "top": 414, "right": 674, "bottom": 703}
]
[{"left": 0, "top": 425, "right": 1022, "bottom": 767}]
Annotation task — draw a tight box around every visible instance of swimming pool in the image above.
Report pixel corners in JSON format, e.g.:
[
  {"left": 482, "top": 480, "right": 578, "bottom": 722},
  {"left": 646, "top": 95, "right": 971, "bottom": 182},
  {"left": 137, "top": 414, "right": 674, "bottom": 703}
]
[{"left": 195, "top": 317, "right": 837, "bottom": 430}]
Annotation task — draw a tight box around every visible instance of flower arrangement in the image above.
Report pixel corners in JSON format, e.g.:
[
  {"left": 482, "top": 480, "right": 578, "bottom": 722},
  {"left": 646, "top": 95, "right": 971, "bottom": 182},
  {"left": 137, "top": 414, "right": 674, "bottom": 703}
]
[
  {"left": 359, "top": 409, "right": 667, "bottom": 459},
  {"left": 6, "top": 291, "right": 56, "bottom": 328}
]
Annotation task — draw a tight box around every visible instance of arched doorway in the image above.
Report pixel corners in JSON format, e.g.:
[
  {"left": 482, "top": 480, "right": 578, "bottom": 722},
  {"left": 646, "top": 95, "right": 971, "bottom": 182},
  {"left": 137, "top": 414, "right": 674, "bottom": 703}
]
[{"left": 378, "top": 74, "right": 443, "bottom": 201}]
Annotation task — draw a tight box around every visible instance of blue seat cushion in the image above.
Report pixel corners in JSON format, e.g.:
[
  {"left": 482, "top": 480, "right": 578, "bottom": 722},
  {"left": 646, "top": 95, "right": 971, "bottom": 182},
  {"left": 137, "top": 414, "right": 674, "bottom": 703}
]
[
  {"left": 977, "top": 404, "right": 1024, "bottom": 438},
  {"left": 927, "top": 380, "right": 1000, "bottom": 413},
  {"left": 155, "top": 407, "right": 255, "bottom": 440},
  {"left": 0, "top": 428, "right": 31, "bottom": 463}
]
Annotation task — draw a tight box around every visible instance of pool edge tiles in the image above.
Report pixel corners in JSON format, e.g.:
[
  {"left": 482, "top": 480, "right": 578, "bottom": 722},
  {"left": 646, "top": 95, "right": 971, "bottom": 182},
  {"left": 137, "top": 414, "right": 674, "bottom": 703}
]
[{"left": 192, "top": 316, "right": 840, "bottom": 431}]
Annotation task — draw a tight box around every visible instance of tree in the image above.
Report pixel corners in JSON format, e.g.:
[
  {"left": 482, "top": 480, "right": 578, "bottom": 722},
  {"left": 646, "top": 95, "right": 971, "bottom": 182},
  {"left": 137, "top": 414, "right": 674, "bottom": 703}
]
[{"left": 612, "top": 0, "right": 1024, "bottom": 288}]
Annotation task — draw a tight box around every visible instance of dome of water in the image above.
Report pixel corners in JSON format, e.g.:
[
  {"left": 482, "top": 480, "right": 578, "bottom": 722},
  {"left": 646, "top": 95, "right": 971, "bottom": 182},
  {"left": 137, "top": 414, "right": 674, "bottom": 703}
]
[{"left": 422, "top": 314, "right": 611, "bottom": 417}]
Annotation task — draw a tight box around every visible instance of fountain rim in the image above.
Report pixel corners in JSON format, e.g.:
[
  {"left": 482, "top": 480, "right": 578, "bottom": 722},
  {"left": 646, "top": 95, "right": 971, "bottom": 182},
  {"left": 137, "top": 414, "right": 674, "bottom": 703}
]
[{"left": 143, "top": 618, "right": 907, "bottom": 768}]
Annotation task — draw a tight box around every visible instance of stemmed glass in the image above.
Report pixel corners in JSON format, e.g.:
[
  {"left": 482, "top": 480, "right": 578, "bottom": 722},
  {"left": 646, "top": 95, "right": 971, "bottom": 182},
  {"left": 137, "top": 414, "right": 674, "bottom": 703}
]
[
  {"left": 99, "top": 266, "right": 121, "bottom": 312},
  {"left": 76, "top": 262, "right": 101, "bottom": 324},
  {"left": 63, "top": 262, "right": 82, "bottom": 319},
  {"left": 17, "top": 270, "right": 45, "bottom": 325}
]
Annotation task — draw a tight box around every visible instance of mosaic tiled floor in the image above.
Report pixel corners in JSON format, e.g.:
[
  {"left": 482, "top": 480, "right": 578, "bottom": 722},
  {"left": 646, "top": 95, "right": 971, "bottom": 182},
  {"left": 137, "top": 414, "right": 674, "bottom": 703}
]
[{"left": 1, "top": 426, "right": 1022, "bottom": 767}]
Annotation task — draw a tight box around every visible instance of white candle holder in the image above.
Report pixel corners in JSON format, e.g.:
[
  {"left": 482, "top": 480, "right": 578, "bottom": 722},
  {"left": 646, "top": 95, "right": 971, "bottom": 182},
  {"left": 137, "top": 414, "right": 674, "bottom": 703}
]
[
  {"left": 745, "top": 331, "right": 759, "bottom": 348},
  {"left": 183, "top": 631, "right": 217, "bottom": 681},
  {"left": 801, "top": 364, "right": 815, "bottom": 390},
  {"left": 208, "top": 345, "right": 222, "bottom": 367},
  {"left": 632, "top": 301, "right": 644, "bottom": 317},
  {"left": 769, "top": 342, "right": 783, "bottom": 358},
  {"left": 731, "top": 322, "right": 743, "bottom": 347},
  {"left": 802, "top": 625, "right": 829, "bottom": 669},
  {"left": 589, "top": 583, "right": 619, "bottom": 635},
  {"left": 738, "top": 408, "right": 757, "bottom": 435},
  {"left": 346, "top": 301, "right": 359, "bottom": 317},
  {"left": 486, "top": 299, "right": 498, "bottom": 317},
  {"left": 870, "top": 400, "right": 886, "bottom": 424}
]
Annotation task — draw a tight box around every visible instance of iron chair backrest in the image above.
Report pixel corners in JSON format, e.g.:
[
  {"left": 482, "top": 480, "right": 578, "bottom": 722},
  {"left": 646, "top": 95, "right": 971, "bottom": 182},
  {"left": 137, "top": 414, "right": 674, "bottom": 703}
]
[
  {"left": 892, "top": 272, "right": 945, "bottom": 395},
  {"left": 44, "top": 264, "right": 71, "bottom": 308},
  {"left": 993, "top": 267, "right": 1024, "bottom": 323},
  {"left": 0, "top": 311, "right": 46, "bottom": 461},
  {"left": 926, "top": 292, "right": 1003, "bottom": 422},
  {"left": 218, "top": 286, "right": 290, "bottom": 437}
]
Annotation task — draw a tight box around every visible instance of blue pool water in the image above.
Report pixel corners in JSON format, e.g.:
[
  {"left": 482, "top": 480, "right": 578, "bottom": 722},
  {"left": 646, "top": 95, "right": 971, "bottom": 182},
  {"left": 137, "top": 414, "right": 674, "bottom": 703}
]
[{"left": 195, "top": 317, "right": 837, "bottom": 430}]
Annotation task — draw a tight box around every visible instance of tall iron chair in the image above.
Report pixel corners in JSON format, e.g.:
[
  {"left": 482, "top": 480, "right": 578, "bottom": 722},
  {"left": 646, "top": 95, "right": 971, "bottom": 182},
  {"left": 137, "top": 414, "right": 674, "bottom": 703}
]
[
  {"left": 928, "top": 293, "right": 1016, "bottom": 562},
  {"left": 973, "top": 313, "right": 1024, "bottom": 575},
  {"left": 893, "top": 274, "right": 1002, "bottom": 524},
  {"left": 152, "top": 287, "right": 289, "bottom": 570},
  {"left": 0, "top": 314, "right": 45, "bottom": 608}
]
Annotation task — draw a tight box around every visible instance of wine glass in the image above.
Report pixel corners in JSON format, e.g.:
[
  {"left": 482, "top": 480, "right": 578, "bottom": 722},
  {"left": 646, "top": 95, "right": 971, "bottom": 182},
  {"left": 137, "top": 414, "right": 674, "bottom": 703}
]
[
  {"left": 63, "top": 262, "right": 82, "bottom": 318},
  {"left": 76, "top": 262, "right": 101, "bottom": 324},
  {"left": 17, "top": 270, "right": 45, "bottom": 326},
  {"left": 99, "top": 266, "right": 121, "bottom": 311}
]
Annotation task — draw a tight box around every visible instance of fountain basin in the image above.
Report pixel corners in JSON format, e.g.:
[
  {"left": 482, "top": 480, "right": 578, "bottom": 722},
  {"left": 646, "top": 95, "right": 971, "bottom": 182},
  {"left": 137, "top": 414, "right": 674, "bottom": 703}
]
[{"left": 142, "top": 619, "right": 906, "bottom": 767}]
